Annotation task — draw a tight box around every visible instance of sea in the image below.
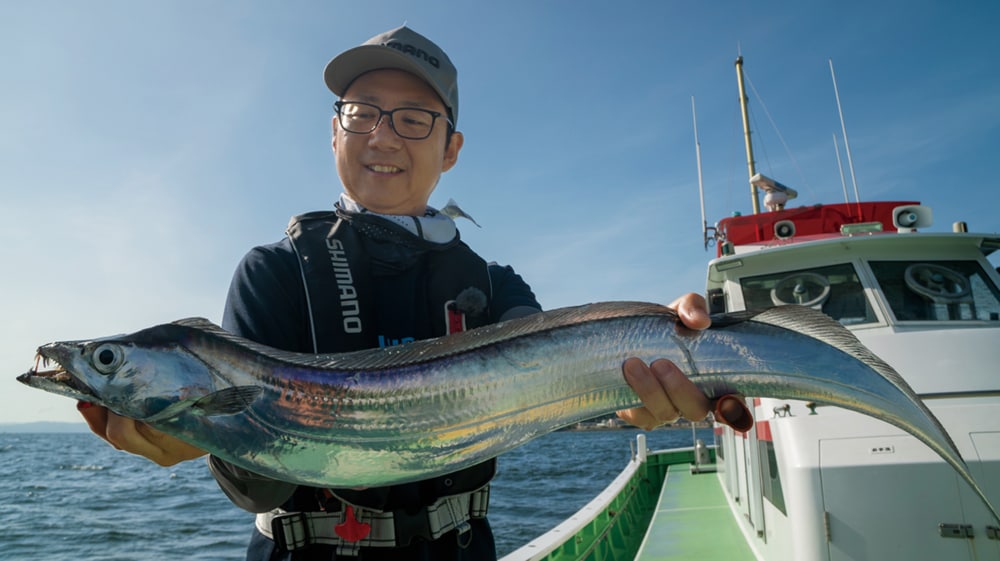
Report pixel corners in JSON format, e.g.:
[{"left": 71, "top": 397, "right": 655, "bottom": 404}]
[{"left": 0, "top": 427, "right": 713, "bottom": 560}]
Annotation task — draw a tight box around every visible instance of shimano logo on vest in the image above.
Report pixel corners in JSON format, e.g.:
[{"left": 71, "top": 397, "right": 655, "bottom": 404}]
[
  {"left": 382, "top": 40, "right": 440, "bottom": 68},
  {"left": 324, "top": 238, "right": 362, "bottom": 333}
]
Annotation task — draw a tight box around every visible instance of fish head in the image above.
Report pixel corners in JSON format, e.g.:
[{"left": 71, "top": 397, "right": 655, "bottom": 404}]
[{"left": 19, "top": 321, "right": 237, "bottom": 422}]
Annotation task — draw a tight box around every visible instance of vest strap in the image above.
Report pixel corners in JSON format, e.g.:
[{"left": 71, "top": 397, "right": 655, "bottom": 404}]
[{"left": 256, "top": 485, "right": 490, "bottom": 555}]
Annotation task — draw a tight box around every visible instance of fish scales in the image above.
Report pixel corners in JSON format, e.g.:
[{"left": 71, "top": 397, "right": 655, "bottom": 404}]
[
  {"left": 245, "top": 313, "right": 665, "bottom": 439},
  {"left": 16, "top": 301, "right": 1000, "bottom": 522}
]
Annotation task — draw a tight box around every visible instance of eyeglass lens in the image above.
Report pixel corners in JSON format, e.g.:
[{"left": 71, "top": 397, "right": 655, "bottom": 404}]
[{"left": 338, "top": 102, "right": 438, "bottom": 140}]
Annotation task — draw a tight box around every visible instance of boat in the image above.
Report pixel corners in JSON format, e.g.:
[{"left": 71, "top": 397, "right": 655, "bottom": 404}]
[{"left": 499, "top": 58, "right": 1000, "bottom": 560}]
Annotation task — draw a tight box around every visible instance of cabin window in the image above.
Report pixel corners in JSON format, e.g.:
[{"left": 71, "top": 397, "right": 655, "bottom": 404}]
[
  {"left": 869, "top": 260, "right": 1000, "bottom": 322},
  {"left": 740, "top": 263, "right": 876, "bottom": 326},
  {"left": 759, "top": 440, "right": 787, "bottom": 515}
]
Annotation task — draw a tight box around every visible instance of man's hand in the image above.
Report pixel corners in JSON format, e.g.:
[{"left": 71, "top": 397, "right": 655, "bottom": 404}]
[
  {"left": 78, "top": 402, "right": 206, "bottom": 466},
  {"left": 617, "top": 293, "right": 751, "bottom": 431}
]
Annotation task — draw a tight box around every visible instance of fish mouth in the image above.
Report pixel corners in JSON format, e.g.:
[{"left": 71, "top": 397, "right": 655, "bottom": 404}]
[{"left": 17, "top": 353, "right": 99, "bottom": 402}]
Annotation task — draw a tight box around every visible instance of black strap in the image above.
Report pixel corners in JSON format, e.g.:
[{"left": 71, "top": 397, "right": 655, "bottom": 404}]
[
  {"left": 286, "top": 212, "right": 376, "bottom": 352},
  {"left": 283, "top": 209, "right": 497, "bottom": 514}
]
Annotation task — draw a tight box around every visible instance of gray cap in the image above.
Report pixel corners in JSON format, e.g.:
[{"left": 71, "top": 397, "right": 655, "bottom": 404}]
[{"left": 324, "top": 26, "right": 459, "bottom": 125}]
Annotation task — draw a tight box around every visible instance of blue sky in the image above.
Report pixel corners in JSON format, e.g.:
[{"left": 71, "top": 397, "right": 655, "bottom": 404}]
[{"left": 2, "top": 1, "right": 998, "bottom": 423}]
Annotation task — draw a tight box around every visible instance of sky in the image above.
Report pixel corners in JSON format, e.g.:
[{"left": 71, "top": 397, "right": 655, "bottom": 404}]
[{"left": 2, "top": 1, "right": 998, "bottom": 424}]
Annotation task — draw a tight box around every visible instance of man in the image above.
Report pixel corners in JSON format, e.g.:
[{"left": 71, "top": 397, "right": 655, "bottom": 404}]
[{"left": 81, "top": 26, "right": 748, "bottom": 560}]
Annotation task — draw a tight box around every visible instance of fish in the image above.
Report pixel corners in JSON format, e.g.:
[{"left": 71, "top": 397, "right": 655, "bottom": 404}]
[{"left": 16, "top": 301, "right": 1000, "bottom": 522}]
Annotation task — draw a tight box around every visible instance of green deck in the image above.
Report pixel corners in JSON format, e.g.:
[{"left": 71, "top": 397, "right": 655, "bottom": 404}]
[
  {"left": 511, "top": 448, "right": 757, "bottom": 561},
  {"left": 635, "top": 465, "right": 757, "bottom": 560}
]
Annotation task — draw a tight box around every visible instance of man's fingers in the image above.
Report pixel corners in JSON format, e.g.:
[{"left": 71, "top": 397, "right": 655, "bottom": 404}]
[
  {"left": 668, "top": 293, "right": 711, "bottom": 331},
  {"left": 713, "top": 394, "right": 754, "bottom": 431},
  {"left": 103, "top": 412, "right": 169, "bottom": 463},
  {"left": 78, "top": 402, "right": 117, "bottom": 448},
  {"left": 77, "top": 403, "right": 207, "bottom": 466},
  {"left": 648, "top": 359, "right": 710, "bottom": 422},
  {"left": 615, "top": 407, "right": 660, "bottom": 431},
  {"left": 622, "top": 358, "right": 681, "bottom": 425},
  {"left": 621, "top": 357, "right": 713, "bottom": 430}
]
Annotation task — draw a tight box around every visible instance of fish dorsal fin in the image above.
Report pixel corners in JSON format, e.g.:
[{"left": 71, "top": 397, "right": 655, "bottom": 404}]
[
  {"left": 173, "top": 317, "right": 221, "bottom": 329},
  {"left": 294, "top": 302, "right": 677, "bottom": 371},
  {"left": 164, "top": 304, "right": 677, "bottom": 372},
  {"left": 749, "top": 305, "right": 907, "bottom": 390},
  {"left": 168, "top": 317, "right": 315, "bottom": 363}
]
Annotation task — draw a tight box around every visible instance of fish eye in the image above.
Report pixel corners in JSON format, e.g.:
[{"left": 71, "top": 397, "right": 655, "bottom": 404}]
[{"left": 91, "top": 343, "right": 124, "bottom": 374}]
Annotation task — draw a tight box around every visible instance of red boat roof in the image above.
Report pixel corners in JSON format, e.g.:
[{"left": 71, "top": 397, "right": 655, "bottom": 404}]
[{"left": 715, "top": 201, "right": 920, "bottom": 257}]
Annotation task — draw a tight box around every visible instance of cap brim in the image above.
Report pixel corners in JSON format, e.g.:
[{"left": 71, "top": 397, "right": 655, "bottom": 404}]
[{"left": 324, "top": 45, "right": 452, "bottom": 115}]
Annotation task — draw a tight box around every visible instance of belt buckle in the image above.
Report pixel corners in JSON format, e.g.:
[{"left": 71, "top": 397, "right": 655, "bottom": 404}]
[
  {"left": 392, "top": 508, "right": 433, "bottom": 546},
  {"left": 270, "top": 511, "right": 310, "bottom": 552}
]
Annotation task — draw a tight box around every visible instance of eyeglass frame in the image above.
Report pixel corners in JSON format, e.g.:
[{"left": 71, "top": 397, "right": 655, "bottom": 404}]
[{"left": 333, "top": 100, "right": 454, "bottom": 140}]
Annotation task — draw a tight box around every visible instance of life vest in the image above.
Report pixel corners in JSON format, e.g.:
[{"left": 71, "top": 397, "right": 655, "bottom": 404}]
[{"left": 284, "top": 207, "right": 496, "bottom": 510}]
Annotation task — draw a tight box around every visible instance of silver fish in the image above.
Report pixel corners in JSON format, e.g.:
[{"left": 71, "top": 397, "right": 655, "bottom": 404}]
[{"left": 17, "top": 302, "right": 999, "bottom": 522}]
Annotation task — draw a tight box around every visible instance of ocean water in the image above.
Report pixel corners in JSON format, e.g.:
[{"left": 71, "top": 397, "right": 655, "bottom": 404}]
[{"left": 0, "top": 428, "right": 712, "bottom": 560}]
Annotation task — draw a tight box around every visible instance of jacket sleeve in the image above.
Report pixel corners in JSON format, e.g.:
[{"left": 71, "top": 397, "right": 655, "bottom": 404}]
[
  {"left": 209, "top": 240, "right": 308, "bottom": 512},
  {"left": 221, "top": 240, "right": 313, "bottom": 354},
  {"left": 488, "top": 262, "right": 542, "bottom": 320},
  {"left": 208, "top": 455, "right": 297, "bottom": 513}
]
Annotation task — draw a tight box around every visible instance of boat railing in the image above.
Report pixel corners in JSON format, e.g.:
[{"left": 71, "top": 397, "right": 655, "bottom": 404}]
[{"left": 499, "top": 435, "right": 717, "bottom": 561}]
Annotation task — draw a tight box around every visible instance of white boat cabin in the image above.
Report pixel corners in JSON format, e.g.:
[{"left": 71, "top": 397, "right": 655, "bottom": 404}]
[{"left": 706, "top": 201, "right": 1000, "bottom": 560}]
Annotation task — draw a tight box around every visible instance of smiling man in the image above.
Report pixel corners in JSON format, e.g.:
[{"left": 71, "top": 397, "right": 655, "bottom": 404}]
[
  {"left": 331, "top": 70, "right": 462, "bottom": 216},
  {"left": 79, "top": 25, "right": 736, "bottom": 560}
]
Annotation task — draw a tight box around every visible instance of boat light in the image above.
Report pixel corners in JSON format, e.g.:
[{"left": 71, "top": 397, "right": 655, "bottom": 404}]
[
  {"left": 840, "top": 222, "right": 883, "bottom": 236},
  {"left": 715, "top": 259, "right": 744, "bottom": 272}
]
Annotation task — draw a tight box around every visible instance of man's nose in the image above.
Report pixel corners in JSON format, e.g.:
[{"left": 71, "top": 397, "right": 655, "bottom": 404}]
[{"left": 368, "top": 115, "right": 403, "bottom": 146}]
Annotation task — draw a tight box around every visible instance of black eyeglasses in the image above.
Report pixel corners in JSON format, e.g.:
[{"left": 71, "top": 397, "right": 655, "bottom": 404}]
[{"left": 334, "top": 101, "right": 452, "bottom": 140}]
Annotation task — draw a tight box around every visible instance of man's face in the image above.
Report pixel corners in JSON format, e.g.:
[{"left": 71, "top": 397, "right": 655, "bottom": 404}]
[{"left": 332, "top": 69, "right": 463, "bottom": 215}]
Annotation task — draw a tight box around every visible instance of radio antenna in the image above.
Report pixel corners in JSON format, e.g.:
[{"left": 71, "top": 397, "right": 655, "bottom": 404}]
[
  {"left": 832, "top": 132, "right": 850, "bottom": 205},
  {"left": 692, "top": 96, "right": 714, "bottom": 250},
  {"left": 829, "top": 59, "right": 862, "bottom": 211}
]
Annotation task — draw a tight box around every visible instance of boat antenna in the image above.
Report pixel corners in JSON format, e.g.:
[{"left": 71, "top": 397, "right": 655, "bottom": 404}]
[
  {"left": 829, "top": 59, "right": 862, "bottom": 213},
  {"left": 735, "top": 56, "right": 761, "bottom": 214},
  {"left": 832, "top": 132, "right": 850, "bottom": 205},
  {"left": 692, "top": 96, "right": 715, "bottom": 250}
]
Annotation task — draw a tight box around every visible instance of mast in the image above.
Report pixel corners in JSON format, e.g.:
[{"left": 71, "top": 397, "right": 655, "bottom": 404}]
[{"left": 735, "top": 56, "right": 761, "bottom": 214}]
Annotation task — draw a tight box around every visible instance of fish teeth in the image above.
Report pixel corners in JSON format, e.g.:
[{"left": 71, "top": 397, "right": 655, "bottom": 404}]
[{"left": 31, "top": 354, "right": 65, "bottom": 377}]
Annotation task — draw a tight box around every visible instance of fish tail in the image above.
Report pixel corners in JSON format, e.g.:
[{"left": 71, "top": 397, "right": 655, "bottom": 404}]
[
  {"left": 751, "top": 306, "right": 902, "bottom": 387},
  {"left": 750, "top": 305, "right": 1000, "bottom": 523}
]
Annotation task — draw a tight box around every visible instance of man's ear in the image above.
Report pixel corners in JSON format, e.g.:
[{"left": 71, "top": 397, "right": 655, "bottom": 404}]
[{"left": 441, "top": 130, "right": 464, "bottom": 173}]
